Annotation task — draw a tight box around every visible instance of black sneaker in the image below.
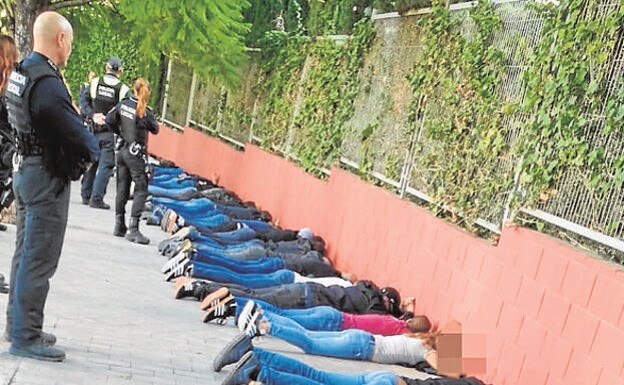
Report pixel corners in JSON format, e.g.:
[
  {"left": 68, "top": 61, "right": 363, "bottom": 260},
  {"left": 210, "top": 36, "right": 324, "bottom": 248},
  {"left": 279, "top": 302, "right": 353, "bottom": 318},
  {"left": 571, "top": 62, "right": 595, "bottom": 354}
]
[
  {"left": 202, "top": 296, "right": 236, "bottom": 323},
  {"left": 163, "top": 258, "right": 192, "bottom": 282},
  {"left": 237, "top": 301, "right": 265, "bottom": 338},
  {"left": 236, "top": 301, "right": 258, "bottom": 332},
  {"left": 9, "top": 340, "right": 65, "bottom": 362},
  {"left": 220, "top": 351, "right": 260, "bottom": 385},
  {"left": 199, "top": 287, "right": 230, "bottom": 310},
  {"left": 175, "top": 277, "right": 201, "bottom": 300},
  {"left": 212, "top": 332, "right": 253, "bottom": 372}
]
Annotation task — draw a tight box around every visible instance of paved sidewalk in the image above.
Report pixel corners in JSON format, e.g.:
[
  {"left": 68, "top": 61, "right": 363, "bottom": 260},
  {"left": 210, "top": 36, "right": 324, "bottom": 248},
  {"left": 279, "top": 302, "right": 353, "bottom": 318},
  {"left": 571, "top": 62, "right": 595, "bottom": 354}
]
[{"left": 0, "top": 182, "right": 427, "bottom": 385}]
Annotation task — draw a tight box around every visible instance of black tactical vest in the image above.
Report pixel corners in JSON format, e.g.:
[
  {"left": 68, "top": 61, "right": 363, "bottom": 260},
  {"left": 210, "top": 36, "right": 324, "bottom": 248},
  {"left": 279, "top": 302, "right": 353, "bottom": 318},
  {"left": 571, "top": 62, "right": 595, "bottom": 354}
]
[
  {"left": 4, "top": 61, "right": 58, "bottom": 155},
  {"left": 93, "top": 77, "right": 122, "bottom": 114},
  {"left": 119, "top": 99, "right": 146, "bottom": 145}
]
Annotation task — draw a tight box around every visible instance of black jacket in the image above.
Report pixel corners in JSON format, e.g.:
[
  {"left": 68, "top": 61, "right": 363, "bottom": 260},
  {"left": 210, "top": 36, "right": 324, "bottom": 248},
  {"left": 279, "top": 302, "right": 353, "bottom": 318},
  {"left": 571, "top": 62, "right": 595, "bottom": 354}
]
[{"left": 309, "top": 280, "right": 388, "bottom": 314}]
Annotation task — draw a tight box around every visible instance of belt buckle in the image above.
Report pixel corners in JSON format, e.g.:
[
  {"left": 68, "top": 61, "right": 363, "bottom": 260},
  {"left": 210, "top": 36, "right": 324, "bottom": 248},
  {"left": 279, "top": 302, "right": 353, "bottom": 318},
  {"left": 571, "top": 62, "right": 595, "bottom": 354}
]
[{"left": 12, "top": 153, "right": 23, "bottom": 172}]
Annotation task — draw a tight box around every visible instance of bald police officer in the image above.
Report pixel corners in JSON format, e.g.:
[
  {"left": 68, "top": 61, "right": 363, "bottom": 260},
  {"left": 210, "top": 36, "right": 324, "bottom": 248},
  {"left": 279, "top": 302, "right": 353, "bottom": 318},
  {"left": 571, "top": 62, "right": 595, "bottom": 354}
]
[{"left": 4, "top": 11, "right": 99, "bottom": 362}]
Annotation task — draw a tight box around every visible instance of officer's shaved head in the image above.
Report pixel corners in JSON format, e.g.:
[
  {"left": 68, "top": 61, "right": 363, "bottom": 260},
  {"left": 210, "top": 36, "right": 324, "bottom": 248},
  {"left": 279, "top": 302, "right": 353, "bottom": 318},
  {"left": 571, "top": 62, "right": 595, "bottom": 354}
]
[{"left": 32, "top": 11, "right": 74, "bottom": 67}]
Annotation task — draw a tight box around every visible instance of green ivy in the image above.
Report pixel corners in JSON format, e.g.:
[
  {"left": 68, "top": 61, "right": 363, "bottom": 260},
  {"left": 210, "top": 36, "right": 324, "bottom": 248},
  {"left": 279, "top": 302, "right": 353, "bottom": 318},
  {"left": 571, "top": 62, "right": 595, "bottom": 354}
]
[
  {"left": 292, "top": 20, "right": 375, "bottom": 174},
  {"left": 517, "top": 0, "right": 624, "bottom": 205},
  {"left": 256, "top": 31, "right": 310, "bottom": 151},
  {"left": 256, "top": 20, "right": 374, "bottom": 174},
  {"left": 307, "top": 0, "right": 374, "bottom": 35},
  {"left": 407, "top": 0, "right": 511, "bottom": 228},
  {"left": 358, "top": 121, "right": 379, "bottom": 178}
]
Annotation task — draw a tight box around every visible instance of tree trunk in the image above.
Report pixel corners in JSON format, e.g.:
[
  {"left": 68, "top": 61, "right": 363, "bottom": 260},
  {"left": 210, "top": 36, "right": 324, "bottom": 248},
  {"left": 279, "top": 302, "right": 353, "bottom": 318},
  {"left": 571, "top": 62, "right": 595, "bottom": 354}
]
[{"left": 14, "top": 0, "right": 50, "bottom": 58}]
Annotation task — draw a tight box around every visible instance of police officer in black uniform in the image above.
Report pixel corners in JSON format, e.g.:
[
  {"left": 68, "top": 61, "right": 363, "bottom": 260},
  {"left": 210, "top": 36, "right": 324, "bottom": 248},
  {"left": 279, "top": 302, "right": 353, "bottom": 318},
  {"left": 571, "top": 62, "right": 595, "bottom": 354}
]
[
  {"left": 106, "top": 77, "right": 158, "bottom": 244},
  {"left": 4, "top": 12, "right": 99, "bottom": 362},
  {"left": 80, "top": 56, "right": 129, "bottom": 209}
]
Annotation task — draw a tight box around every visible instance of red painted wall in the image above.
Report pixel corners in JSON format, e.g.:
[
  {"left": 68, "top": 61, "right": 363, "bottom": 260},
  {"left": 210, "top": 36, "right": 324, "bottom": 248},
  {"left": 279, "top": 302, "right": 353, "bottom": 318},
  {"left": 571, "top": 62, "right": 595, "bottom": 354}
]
[{"left": 151, "top": 126, "right": 624, "bottom": 385}]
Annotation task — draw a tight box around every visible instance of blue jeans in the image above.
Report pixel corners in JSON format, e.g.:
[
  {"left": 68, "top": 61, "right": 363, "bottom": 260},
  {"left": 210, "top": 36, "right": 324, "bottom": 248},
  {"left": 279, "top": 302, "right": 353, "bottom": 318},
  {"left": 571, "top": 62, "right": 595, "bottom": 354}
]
[
  {"left": 194, "top": 241, "right": 267, "bottom": 260},
  {"left": 255, "top": 348, "right": 397, "bottom": 385},
  {"left": 265, "top": 311, "right": 375, "bottom": 360},
  {"left": 237, "top": 219, "right": 273, "bottom": 233},
  {"left": 235, "top": 298, "right": 343, "bottom": 331},
  {"left": 182, "top": 213, "right": 231, "bottom": 231},
  {"left": 194, "top": 235, "right": 264, "bottom": 250},
  {"left": 188, "top": 225, "right": 259, "bottom": 246},
  {"left": 151, "top": 177, "right": 195, "bottom": 189},
  {"left": 148, "top": 184, "right": 198, "bottom": 200},
  {"left": 8, "top": 157, "right": 69, "bottom": 347},
  {"left": 91, "top": 131, "right": 115, "bottom": 200},
  {"left": 152, "top": 166, "right": 183, "bottom": 177},
  {"left": 191, "top": 253, "right": 285, "bottom": 274},
  {"left": 191, "top": 262, "right": 295, "bottom": 288},
  {"left": 189, "top": 226, "right": 263, "bottom": 247},
  {"left": 151, "top": 197, "right": 217, "bottom": 214}
]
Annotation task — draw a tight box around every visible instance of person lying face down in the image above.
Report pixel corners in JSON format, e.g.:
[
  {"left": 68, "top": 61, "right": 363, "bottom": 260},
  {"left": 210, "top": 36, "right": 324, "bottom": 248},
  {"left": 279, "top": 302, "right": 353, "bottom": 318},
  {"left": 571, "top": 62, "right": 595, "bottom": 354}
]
[
  {"left": 185, "top": 278, "right": 406, "bottom": 317},
  {"left": 224, "top": 295, "right": 431, "bottom": 336},
  {"left": 234, "top": 300, "right": 437, "bottom": 368},
  {"left": 213, "top": 309, "right": 486, "bottom": 385}
]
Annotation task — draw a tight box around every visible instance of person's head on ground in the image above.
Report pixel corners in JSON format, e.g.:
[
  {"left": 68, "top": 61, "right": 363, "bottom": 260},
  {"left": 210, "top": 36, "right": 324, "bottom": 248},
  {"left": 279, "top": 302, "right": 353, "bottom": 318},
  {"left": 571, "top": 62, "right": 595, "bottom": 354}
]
[
  {"left": 0, "top": 35, "right": 18, "bottom": 92},
  {"left": 32, "top": 11, "right": 74, "bottom": 68},
  {"left": 405, "top": 315, "right": 432, "bottom": 333},
  {"left": 381, "top": 286, "right": 402, "bottom": 316},
  {"left": 133, "top": 77, "right": 150, "bottom": 118},
  {"left": 106, "top": 56, "right": 123, "bottom": 76},
  {"left": 309, "top": 235, "right": 326, "bottom": 255}
]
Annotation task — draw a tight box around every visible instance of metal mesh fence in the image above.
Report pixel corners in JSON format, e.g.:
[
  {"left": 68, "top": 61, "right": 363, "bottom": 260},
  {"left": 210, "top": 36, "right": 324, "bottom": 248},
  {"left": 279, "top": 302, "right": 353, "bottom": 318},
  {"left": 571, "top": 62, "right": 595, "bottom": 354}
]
[
  {"left": 220, "top": 61, "right": 262, "bottom": 145},
  {"left": 529, "top": 0, "right": 624, "bottom": 245},
  {"left": 160, "top": 0, "right": 624, "bottom": 252},
  {"left": 341, "top": 17, "right": 423, "bottom": 186},
  {"left": 165, "top": 56, "right": 261, "bottom": 146},
  {"left": 162, "top": 59, "right": 193, "bottom": 128}
]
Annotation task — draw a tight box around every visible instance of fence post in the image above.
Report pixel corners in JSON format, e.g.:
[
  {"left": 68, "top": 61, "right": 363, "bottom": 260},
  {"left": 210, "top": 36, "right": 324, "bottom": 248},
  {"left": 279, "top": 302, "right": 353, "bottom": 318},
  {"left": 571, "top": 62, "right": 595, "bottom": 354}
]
[
  {"left": 185, "top": 71, "right": 197, "bottom": 127},
  {"left": 215, "top": 86, "right": 227, "bottom": 134},
  {"left": 399, "top": 105, "right": 428, "bottom": 198},
  {"left": 502, "top": 155, "right": 525, "bottom": 224},
  {"left": 249, "top": 97, "right": 259, "bottom": 143},
  {"left": 284, "top": 56, "right": 312, "bottom": 157},
  {"left": 161, "top": 57, "right": 173, "bottom": 122}
]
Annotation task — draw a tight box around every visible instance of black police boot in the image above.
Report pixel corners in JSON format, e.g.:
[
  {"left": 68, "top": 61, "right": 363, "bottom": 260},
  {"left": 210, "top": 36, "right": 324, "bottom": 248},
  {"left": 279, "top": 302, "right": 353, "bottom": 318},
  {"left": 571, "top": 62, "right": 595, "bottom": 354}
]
[
  {"left": 126, "top": 217, "right": 149, "bottom": 245},
  {"left": 113, "top": 214, "right": 127, "bottom": 237}
]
